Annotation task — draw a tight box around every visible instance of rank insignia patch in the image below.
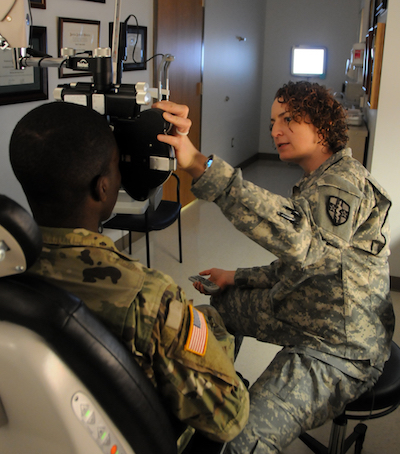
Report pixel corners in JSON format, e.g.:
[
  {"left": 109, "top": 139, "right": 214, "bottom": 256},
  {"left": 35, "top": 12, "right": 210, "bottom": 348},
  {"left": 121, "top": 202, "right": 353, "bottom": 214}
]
[
  {"left": 185, "top": 305, "right": 208, "bottom": 356},
  {"left": 327, "top": 196, "right": 350, "bottom": 226}
]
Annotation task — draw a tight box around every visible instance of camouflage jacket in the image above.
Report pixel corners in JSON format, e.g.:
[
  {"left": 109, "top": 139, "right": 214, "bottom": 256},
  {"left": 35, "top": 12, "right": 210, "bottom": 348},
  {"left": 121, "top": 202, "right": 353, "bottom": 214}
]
[
  {"left": 192, "top": 149, "right": 394, "bottom": 372},
  {"left": 29, "top": 227, "right": 249, "bottom": 442}
]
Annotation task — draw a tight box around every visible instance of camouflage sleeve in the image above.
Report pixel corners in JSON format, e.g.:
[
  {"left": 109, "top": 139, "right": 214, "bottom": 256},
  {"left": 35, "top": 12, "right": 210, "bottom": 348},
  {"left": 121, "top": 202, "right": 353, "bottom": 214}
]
[
  {"left": 152, "top": 284, "right": 250, "bottom": 442},
  {"left": 191, "top": 155, "right": 317, "bottom": 265},
  {"left": 234, "top": 260, "right": 280, "bottom": 288}
]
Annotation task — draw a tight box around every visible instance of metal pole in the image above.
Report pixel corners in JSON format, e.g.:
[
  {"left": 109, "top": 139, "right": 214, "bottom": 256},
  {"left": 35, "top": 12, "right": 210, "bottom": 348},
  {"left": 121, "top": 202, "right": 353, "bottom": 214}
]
[{"left": 111, "top": 0, "right": 122, "bottom": 86}]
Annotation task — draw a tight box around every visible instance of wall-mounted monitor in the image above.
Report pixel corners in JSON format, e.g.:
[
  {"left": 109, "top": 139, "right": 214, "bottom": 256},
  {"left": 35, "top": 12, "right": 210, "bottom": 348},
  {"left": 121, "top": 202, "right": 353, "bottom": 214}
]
[{"left": 291, "top": 46, "right": 327, "bottom": 78}]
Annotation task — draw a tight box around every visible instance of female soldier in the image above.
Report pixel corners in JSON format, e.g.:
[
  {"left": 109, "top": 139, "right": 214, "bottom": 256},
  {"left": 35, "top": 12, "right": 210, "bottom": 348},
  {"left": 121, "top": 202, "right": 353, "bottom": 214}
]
[{"left": 154, "top": 81, "right": 394, "bottom": 453}]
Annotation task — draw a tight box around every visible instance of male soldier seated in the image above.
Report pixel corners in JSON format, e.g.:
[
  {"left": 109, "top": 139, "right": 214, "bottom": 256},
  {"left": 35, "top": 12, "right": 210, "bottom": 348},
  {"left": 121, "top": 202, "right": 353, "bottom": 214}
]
[{"left": 9, "top": 101, "right": 249, "bottom": 446}]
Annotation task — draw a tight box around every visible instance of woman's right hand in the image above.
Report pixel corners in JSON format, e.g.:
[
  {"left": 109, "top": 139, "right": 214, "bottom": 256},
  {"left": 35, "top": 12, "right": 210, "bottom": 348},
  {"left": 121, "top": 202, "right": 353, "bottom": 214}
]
[
  {"left": 193, "top": 268, "right": 236, "bottom": 294},
  {"left": 152, "top": 101, "right": 208, "bottom": 179}
]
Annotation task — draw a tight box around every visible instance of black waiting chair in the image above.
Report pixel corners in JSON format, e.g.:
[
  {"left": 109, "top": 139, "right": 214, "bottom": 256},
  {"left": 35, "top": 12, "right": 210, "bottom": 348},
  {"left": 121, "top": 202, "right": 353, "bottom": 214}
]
[
  {"left": 299, "top": 342, "right": 400, "bottom": 454},
  {"left": 0, "top": 195, "right": 222, "bottom": 454},
  {"left": 103, "top": 173, "right": 182, "bottom": 268}
]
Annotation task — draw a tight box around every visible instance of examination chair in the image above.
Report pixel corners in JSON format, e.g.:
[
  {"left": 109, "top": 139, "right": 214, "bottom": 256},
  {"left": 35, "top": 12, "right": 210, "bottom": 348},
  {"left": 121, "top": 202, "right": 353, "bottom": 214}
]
[{"left": 0, "top": 195, "right": 224, "bottom": 454}]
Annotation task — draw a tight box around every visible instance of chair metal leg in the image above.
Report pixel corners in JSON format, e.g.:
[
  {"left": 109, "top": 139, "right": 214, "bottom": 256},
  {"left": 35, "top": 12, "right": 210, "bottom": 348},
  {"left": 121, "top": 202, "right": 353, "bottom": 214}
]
[
  {"left": 354, "top": 423, "right": 367, "bottom": 454},
  {"left": 145, "top": 209, "right": 150, "bottom": 268},
  {"left": 145, "top": 231, "right": 150, "bottom": 268},
  {"left": 344, "top": 424, "right": 366, "bottom": 454},
  {"left": 178, "top": 212, "right": 182, "bottom": 263},
  {"left": 129, "top": 231, "right": 132, "bottom": 255},
  {"left": 299, "top": 432, "right": 329, "bottom": 454},
  {"left": 298, "top": 414, "right": 346, "bottom": 454},
  {"left": 299, "top": 416, "right": 368, "bottom": 454},
  {"left": 327, "top": 415, "right": 347, "bottom": 454}
]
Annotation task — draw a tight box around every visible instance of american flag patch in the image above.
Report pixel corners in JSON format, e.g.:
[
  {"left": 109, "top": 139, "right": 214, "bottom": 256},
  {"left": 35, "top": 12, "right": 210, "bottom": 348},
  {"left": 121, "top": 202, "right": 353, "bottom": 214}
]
[{"left": 184, "top": 306, "right": 208, "bottom": 356}]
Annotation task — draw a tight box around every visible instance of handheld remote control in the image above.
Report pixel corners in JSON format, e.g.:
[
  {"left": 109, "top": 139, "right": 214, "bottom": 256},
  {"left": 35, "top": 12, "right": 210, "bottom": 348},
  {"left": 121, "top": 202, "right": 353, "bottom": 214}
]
[{"left": 189, "top": 275, "right": 220, "bottom": 294}]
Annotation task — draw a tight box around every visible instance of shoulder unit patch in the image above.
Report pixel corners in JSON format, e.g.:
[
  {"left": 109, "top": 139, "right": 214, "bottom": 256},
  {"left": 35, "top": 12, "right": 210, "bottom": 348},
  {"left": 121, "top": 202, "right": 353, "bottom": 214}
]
[{"left": 327, "top": 196, "right": 350, "bottom": 226}]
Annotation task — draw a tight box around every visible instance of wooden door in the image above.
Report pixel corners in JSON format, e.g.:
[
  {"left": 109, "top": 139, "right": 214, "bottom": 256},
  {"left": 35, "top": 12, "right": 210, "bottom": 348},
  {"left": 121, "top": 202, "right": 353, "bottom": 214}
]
[{"left": 154, "top": 0, "right": 204, "bottom": 206}]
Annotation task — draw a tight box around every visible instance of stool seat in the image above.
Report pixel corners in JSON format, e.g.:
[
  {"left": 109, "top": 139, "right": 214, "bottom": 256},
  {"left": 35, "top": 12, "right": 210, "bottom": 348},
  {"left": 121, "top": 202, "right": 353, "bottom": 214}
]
[{"left": 346, "top": 342, "right": 400, "bottom": 414}]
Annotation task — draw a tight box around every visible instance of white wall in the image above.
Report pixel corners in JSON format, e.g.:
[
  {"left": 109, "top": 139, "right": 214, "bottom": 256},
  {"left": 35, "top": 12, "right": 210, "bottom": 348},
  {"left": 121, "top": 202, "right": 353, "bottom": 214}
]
[
  {"left": 0, "top": 0, "right": 153, "bottom": 211},
  {"left": 201, "top": 0, "right": 266, "bottom": 166},
  {"left": 258, "top": 0, "right": 361, "bottom": 155},
  {"left": 368, "top": 1, "right": 400, "bottom": 278}
]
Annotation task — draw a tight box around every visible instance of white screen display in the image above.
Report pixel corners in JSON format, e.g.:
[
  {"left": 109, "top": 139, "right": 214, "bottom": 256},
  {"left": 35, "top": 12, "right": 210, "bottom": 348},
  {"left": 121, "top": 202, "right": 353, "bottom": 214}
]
[{"left": 291, "top": 47, "right": 326, "bottom": 77}]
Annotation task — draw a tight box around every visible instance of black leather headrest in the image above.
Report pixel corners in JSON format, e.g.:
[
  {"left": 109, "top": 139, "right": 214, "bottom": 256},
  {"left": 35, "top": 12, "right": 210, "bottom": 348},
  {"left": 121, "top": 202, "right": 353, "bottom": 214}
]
[{"left": 0, "top": 194, "right": 42, "bottom": 270}]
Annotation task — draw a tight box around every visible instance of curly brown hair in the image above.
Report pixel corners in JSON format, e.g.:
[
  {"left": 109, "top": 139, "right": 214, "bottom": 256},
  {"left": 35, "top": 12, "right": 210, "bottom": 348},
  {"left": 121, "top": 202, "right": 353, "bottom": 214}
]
[{"left": 275, "top": 81, "right": 348, "bottom": 153}]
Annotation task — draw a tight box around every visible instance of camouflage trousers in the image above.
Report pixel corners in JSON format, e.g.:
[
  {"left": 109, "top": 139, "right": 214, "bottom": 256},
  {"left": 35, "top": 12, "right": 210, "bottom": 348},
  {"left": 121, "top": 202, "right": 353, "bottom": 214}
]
[{"left": 211, "top": 288, "right": 377, "bottom": 454}]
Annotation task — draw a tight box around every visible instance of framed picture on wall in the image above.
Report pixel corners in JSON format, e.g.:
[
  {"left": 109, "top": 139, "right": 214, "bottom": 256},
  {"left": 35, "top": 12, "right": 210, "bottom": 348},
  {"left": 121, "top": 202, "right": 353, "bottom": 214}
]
[
  {"left": 0, "top": 26, "right": 48, "bottom": 106},
  {"left": 368, "top": 0, "right": 377, "bottom": 30},
  {"left": 363, "top": 28, "right": 374, "bottom": 96},
  {"left": 369, "top": 23, "right": 385, "bottom": 109},
  {"left": 375, "top": 1, "right": 388, "bottom": 17},
  {"left": 30, "top": 0, "right": 46, "bottom": 9},
  {"left": 125, "top": 25, "right": 147, "bottom": 70},
  {"left": 363, "top": 22, "right": 386, "bottom": 109},
  {"left": 58, "top": 17, "right": 100, "bottom": 78},
  {"left": 80, "top": 0, "right": 106, "bottom": 3}
]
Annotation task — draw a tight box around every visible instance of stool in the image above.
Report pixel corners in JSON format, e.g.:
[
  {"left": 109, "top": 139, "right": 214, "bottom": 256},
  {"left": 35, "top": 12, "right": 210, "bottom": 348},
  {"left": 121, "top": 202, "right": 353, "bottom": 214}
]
[{"left": 299, "top": 341, "right": 400, "bottom": 454}]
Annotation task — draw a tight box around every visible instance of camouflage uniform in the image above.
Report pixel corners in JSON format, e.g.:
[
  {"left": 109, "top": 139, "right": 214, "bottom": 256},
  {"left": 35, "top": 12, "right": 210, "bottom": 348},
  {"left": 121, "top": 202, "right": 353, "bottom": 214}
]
[
  {"left": 28, "top": 227, "right": 249, "bottom": 444},
  {"left": 191, "top": 149, "right": 394, "bottom": 453}
]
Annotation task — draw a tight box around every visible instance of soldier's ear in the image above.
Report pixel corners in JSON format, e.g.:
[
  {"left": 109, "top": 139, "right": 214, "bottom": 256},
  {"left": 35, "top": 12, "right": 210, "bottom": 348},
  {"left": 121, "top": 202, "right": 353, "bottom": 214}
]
[{"left": 91, "top": 175, "right": 109, "bottom": 202}]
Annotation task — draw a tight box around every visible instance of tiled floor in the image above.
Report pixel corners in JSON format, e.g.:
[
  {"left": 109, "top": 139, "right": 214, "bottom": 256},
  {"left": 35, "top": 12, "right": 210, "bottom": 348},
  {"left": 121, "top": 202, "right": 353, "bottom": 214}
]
[{"left": 120, "top": 159, "right": 400, "bottom": 453}]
